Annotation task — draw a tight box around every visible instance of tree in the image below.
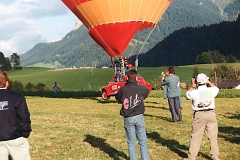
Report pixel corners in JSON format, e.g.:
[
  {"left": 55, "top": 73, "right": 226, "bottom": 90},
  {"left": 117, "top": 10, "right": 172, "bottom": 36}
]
[
  {"left": 25, "top": 82, "right": 37, "bottom": 92},
  {"left": 36, "top": 83, "right": 46, "bottom": 91},
  {"left": 192, "top": 66, "right": 199, "bottom": 78},
  {"left": 9, "top": 80, "right": 24, "bottom": 92},
  {"left": 4, "top": 57, "right": 12, "bottom": 71},
  {"left": 209, "top": 64, "right": 240, "bottom": 82},
  {"left": 0, "top": 52, "right": 12, "bottom": 71},
  {"left": 151, "top": 76, "right": 162, "bottom": 90},
  {"left": 195, "top": 52, "right": 213, "bottom": 64},
  {"left": 0, "top": 52, "right": 6, "bottom": 69},
  {"left": 226, "top": 54, "right": 238, "bottom": 63},
  {"left": 210, "top": 50, "right": 225, "bottom": 63},
  {"left": 10, "top": 53, "right": 21, "bottom": 69}
]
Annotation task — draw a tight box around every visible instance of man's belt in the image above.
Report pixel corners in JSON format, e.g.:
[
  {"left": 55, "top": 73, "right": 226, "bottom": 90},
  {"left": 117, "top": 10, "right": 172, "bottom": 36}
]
[{"left": 195, "top": 109, "right": 213, "bottom": 112}]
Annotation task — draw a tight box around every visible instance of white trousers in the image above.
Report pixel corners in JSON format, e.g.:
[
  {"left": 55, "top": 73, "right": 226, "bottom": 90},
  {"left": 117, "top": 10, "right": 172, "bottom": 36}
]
[{"left": 0, "top": 137, "right": 31, "bottom": 160}]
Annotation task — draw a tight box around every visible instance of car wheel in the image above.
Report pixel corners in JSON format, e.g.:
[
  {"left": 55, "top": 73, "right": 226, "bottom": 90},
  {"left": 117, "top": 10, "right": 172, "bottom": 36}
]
[{"left": 102, "top": 90, "right": 110, "bottom": 100}]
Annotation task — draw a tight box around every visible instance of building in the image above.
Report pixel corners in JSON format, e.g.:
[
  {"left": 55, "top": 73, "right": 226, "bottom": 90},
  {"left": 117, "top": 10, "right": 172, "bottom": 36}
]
[{"left": 217, "top": 80, "right": 240, "bottom": 89}]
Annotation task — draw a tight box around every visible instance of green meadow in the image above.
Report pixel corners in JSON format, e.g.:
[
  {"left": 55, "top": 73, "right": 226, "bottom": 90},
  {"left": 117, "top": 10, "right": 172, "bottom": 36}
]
[
  {"left": 6, "top": 64, "right": 240, "bottom": 159},
  {"left": 7, "top": 64, "right": 216, "bottom": 91}
]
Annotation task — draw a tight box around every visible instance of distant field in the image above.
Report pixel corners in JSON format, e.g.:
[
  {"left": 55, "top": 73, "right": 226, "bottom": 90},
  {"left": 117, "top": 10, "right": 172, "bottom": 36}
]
[
  {"left": 28, "top": 61, "right": 62, "bottom": 68},
  {"left": 182, "top": 63, "right": 240, "bottom": 70},
  {"left": 7, "top": 63, "right": 240, "bottom": 91}
]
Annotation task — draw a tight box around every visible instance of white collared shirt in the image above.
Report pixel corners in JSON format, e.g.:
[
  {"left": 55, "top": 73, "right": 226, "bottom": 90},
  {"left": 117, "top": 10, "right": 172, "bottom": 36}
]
[{"left": 186, "top": 85, "right": 219, "bottom": 111}]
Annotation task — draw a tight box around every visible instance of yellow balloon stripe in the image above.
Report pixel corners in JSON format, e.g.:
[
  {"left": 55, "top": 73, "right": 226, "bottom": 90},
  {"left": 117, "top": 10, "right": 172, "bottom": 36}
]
[{"left": 71, "top": 0, "right": 172, "bottom": 29}]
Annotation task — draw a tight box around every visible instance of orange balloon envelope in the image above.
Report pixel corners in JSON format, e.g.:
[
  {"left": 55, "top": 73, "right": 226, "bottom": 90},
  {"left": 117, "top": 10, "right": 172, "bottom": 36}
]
[{"left": 62, "top": 0, "right": 172, "bottom": 57}]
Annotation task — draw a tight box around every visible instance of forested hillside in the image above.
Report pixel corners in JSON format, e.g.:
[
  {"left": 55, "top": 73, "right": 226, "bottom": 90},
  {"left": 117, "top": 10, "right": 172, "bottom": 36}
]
[
  {"left": 20, "top": 0, "right": 240, "bottom": 68},
  {"left": 138, "top": 15, "right": 240, "bottom": 66}
]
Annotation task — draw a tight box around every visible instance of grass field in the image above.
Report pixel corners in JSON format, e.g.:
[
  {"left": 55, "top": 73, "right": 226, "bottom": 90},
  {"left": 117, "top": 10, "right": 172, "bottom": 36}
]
[
  {"left": 8, "top": 63, "right": 240, "bottom": 91},
  {"left": 27, "top": 95, "right": 239, "bottom": 160},
  {"left": 5, "top": 65, "right": 240, "bottom": 159}
]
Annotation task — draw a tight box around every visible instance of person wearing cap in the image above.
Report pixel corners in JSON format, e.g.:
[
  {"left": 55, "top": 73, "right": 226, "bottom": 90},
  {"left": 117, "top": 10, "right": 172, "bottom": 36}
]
[
  {"left": 125, "top": 63, "right": 134, "bottom": 73},
  {"left": 161, "top": 66, "right": 182, "bottom": 122},
  {"left": 0, "top": 70, "right": 32, "bottom": 160},
  {"left": 184, "top": 73, "right": 220, "bottom": 160}
]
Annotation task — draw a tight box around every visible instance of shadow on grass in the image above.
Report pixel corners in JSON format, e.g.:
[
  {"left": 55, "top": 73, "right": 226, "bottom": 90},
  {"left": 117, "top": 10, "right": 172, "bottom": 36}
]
[
  {"left": 145, "top": 101, "right": 159, "bottom": 104},
  {"left": 222, "top": 112, "right": 240, "bottom": 120},
  {"left": 218, "top": 126, "right": 240, "bottom": 144},
  {"left": 147, "top": 131, "right": 211, "bottom": 159},
  {"left": 144, "top": 114, "right": 172, "bottom": 122},
  {"left": 97, "top": 99, "right": 118, "bottom": 104},
  {"left": 145, "top": 105, "right": 169, "bottom": 110},
  {"left": 84, "top": 134, "right": 128, "bottom": 160},
  {"left": 21, "top": 91, "right": 101, "bottom": 99},
  {"left": 147, "top": 131, "right": 188, "bottom": 158}
]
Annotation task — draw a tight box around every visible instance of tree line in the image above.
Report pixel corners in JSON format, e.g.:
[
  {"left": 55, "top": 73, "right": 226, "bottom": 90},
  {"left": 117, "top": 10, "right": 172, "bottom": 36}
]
[
  {"left": 0, "top": 52, "right": 22, "bottom": 71},
  {"left": 138, "top": 15, "right": 240, "bottom": 67},
  {"left": 192, "top": 64, "right": 240, "bottom": 83},
  {"left": 151, "top": 64, "right": 240, "bottom": 90},
  {"left": 195, "top": 50, "right": 239, "bottom": 64},
  {"left": 8, "top": 80, "right": 63, "bottom": 93}
]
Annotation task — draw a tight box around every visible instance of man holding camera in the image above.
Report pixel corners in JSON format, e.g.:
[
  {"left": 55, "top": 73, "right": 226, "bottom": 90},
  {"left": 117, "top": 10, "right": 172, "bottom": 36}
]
[
  {"left": 161, "top": 66, "right": 182, "bottom": 122},
  {"left": 184, "top": 73, "right": 220, "bottom": 160}
]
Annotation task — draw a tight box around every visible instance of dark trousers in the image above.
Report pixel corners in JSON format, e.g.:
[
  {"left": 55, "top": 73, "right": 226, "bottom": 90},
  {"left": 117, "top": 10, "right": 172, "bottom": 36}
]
[{"left": 168, "top": 96, "right": 182, "bottom": 122}]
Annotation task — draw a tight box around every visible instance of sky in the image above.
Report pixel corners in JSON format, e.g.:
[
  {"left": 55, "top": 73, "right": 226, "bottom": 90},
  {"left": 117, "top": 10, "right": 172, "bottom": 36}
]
[{"left": 0, "top": 0, "right": 79, "bottom": 57}]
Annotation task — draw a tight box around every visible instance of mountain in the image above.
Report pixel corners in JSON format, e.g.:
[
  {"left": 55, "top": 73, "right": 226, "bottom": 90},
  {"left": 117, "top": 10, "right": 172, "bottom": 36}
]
[
  {"left": 20, "top": 0, "right": 240, "bottom": 68},
  {"left": 138, "top": 15, "right": 240, "bottom": 66}
]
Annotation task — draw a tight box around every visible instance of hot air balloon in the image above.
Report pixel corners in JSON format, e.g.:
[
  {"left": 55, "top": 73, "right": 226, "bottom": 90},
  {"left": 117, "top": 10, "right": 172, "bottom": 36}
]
[{"left": 62, "top": 0, "right": 172, "bottom": 58}]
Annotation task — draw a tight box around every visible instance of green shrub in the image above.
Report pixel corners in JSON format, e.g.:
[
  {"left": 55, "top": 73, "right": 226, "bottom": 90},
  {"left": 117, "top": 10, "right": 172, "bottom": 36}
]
[
  {"left": 210, "top": 64, "right": 240, "bottom": 82},
  {"left": 14, "top": 66, "right": 22, "bottom": 70},
  {"left": 43, "top": 85, "right": 51, "bottom": 91},
  {"left": 36, "top": 83, "right": 46, "bottom": 91},
  {"left": 25, "top": 82, "right": 37, "bottom": 92},
  {"left": 9, "top": 80, "right": 24, "bottom": 92}
]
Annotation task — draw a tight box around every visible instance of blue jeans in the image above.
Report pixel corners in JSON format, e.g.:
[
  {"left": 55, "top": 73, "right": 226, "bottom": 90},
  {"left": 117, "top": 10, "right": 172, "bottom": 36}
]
[
  {"left": 124, "top": 114, "right": 149, "bottom": 160},
  {"left": 54, "top": 88, "right": 58, "bottom": 94}
]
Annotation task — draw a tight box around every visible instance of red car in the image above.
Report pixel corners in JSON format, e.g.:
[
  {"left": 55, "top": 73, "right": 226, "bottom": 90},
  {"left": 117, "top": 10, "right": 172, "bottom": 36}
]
[{"left": 101, "top": 74, "right": 152, "bottom": 100}]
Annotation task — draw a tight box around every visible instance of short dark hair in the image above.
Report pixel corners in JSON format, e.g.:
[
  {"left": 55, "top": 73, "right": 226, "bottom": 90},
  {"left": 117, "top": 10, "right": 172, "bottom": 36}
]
[
  {"left": 127, "top": 69, "right": 137, "bottom": 81},
  {"left": 168, "top": 66, "right": 175, "bottom": 74},
  {"left": 0, "top": 70, "right": 9, "bottom": 88}
]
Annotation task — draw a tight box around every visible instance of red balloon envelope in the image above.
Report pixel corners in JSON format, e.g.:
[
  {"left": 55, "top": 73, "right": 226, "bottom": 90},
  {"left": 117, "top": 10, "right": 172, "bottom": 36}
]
[{"left": 62, "top": 0, "right": 172, "bottom": 57}]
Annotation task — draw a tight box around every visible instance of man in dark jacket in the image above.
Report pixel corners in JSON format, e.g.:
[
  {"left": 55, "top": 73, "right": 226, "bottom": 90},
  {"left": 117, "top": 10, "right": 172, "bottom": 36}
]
[
  {"left": 115, "top": 69, "right": 150, "bottom": 160},
  {"left": 0, "top": 70, "right": 32, "bottom": 160}
]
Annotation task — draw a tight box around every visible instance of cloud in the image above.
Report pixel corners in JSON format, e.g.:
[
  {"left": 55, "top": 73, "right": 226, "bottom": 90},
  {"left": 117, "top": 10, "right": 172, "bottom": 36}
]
[{"left": 0, "top": 0, "right": 78, "bottom": 57}]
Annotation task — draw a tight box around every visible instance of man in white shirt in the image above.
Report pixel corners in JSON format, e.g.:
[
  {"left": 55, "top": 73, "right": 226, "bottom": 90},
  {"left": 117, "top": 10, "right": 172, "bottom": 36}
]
[{"left": 184, "top": 73, "right": 220, "bottom": 160}]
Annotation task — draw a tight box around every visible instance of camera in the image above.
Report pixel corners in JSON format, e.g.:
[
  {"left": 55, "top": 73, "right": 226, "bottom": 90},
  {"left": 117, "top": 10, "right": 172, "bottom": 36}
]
[{"left": 191, "top": 78, "right": 197, "bottom": 83}]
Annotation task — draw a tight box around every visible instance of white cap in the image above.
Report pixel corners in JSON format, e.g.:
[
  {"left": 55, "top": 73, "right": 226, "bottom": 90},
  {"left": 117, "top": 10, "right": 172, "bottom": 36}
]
[{"left": 196, "top": 73, "right": 209, "bottom": 84}]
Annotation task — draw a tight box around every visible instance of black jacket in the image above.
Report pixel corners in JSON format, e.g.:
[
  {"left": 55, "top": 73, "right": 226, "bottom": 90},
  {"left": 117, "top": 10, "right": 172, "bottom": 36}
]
[
  {"left": 0, "top": 89, "right": 32, "bottom": 141},
  {"left": 115, "top": 81, "right": 149, "bottom": 117}
]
